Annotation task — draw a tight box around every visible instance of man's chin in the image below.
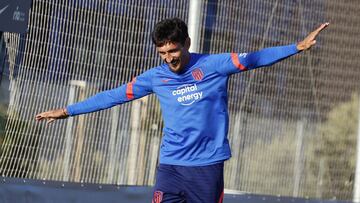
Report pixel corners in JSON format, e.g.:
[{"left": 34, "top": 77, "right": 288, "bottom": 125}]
[{"left": 169, "top": 66, "right": 183, "bottom": 73}]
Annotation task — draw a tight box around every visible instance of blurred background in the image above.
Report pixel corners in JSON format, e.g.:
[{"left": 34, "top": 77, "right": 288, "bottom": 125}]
[{"left": 0, "top": 0, "right": 359, "bottom": 201}]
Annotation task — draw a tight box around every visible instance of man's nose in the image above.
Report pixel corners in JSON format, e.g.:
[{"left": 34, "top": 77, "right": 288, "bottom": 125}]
[{"left": 164, "top": 54, "right": 173, "bottom": 63}]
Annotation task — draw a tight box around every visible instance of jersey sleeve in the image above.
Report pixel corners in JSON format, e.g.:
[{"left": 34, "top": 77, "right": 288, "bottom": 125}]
[
  {"left": 66, "top": 69, "right": 153, "bottom": 116},
  {"left": 214, "top": 44, "right": 300, "bottom": 75}
]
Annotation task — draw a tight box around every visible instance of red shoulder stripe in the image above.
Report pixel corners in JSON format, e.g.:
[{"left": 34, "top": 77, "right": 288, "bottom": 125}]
[
  {"left": 231, "top": 53, "right": 247, "bottom": 71},
  {"left": 126, "top": 77, "right": 136, "bottom": 100}
]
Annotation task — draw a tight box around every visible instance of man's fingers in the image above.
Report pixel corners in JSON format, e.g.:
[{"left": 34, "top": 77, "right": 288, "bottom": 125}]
[
  {"left": 35, "top": 114, "right": 56, "bottom": 124},
  {"left": 315, "top": 22, "right": 330, "bottom": 34},
  {"left": 35, "top": 114, "right": 44, "bottom": 121},
  {"left": 306, "top": 22, "right": 329, "bottom": 42},
  {"left": 298, "top": 22, "right": 328, "bottom": 51},
  {"left": 35, "top": 112, "right": 51, "bottom": 121},
  {"left": 47, "top": 118, "right": 56, "bottom": 124},
  {"left": 36, "top": 109, "right": 67, "bottom": 123}
]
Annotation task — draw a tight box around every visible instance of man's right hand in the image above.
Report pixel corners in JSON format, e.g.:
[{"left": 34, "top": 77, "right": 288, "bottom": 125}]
[{"left": 35, "top": 108, "right": 69, "bottom": 124}]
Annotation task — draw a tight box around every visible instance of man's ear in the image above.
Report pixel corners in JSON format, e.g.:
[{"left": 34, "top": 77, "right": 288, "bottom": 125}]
[{"left": 185, "top": 37, "right": 191, "bottom": 50}]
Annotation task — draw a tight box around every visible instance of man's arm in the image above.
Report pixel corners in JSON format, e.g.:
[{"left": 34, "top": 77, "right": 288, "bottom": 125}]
[
  {"left": 245, "top": 22, "right": 329, "bottom": 68},
  {"left": 35, "top": 70, "right": 153, "bottom": 124},
  {"left": 215, "top": 22, "right": 329, "bottom": 75}
]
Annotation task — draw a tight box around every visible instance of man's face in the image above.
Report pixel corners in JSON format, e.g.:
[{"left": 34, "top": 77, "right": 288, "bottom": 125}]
[{"left": 156, "top": 39, "right": 190, "bottom": 74}]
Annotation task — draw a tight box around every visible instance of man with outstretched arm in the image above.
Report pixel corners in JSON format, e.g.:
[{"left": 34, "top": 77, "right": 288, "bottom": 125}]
[{"left": 36, "top": 18, "right": 329, "bottom": 203}]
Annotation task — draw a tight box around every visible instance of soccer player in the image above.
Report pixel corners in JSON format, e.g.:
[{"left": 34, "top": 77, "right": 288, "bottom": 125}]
[{"left": 36, "top": 18, "right": 329, "bottom": 203}]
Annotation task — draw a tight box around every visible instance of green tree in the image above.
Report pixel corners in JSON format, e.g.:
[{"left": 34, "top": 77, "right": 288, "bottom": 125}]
[
  {"left": 0, "top": 109, "right": 40, "bottom": 178},
  {"left": 0, "top": 105, "right": 7, "bottom": 153},
  {"left": 237, "top": 94, "right": 359, "bottom": 200},
  {"left": 310, "top": 94, "right": 359, "bottom": 200}
]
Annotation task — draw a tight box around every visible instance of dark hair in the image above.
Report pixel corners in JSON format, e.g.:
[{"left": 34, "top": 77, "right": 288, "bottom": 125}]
[{"left": 151, "top": 18, "right": 189, "bottom": 47}]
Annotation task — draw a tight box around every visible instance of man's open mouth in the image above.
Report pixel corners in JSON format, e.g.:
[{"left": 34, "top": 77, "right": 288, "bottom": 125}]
[{"left": 170, "top": 59, "right": 180, "bottom": 66}]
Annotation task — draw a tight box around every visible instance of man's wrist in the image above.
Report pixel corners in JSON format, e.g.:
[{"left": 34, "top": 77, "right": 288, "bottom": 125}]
[
  {"left": 62, "top": 108, "right": 69, "bottom": 117},
  {"left": 296, "top": 42, "right": 304, "bottom": 51}
]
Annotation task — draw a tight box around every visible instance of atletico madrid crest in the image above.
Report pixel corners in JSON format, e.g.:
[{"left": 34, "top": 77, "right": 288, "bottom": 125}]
[
  {"left": 192, "top": 68, "right": 204, "bottom": 81},
  {"left": 152, "top": 191, "right": 163, "bottom": 203}
]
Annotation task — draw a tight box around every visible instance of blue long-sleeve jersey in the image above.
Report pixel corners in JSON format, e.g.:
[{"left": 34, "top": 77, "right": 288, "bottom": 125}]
[{"left": 67, "top": 44, "right": 299, "bottom": 166}]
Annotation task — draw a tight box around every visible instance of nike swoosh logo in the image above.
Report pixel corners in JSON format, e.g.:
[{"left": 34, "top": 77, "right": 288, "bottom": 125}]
[
  {"left": 162, "top": 79, "right": 173, "bottom": 83},
  {"left": 0, "top": 5, "right": 9, "bottom": 15}
]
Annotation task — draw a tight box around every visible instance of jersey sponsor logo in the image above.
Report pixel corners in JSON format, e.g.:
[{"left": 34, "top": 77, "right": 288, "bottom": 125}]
[
  {"left": 192, "top": 68, "right": 204, "bottom": 81},
  {"left": 152, "top": 191, "right": 163, "bottom": 203},
  {"left": 172, "top": 84, "right": 203, "bottom": 106}
]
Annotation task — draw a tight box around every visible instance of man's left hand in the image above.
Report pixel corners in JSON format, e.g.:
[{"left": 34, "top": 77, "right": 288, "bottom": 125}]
[{"left": 297, "top": 22, "right": 329, "bottom": 51}]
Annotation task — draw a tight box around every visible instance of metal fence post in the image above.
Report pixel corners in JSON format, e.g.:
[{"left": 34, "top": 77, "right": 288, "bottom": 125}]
[
  {"left": 353, "top": 93, "right": 360, "bottom": 202},
  {"left": 293, "top": 120, "right": 305, "bottom": 197},
  {"left": 63, "top": 80, "right": 86, "bottom": 181},
  {"left": 188, "top": 0, "right": 203, "bottom": 53}
]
